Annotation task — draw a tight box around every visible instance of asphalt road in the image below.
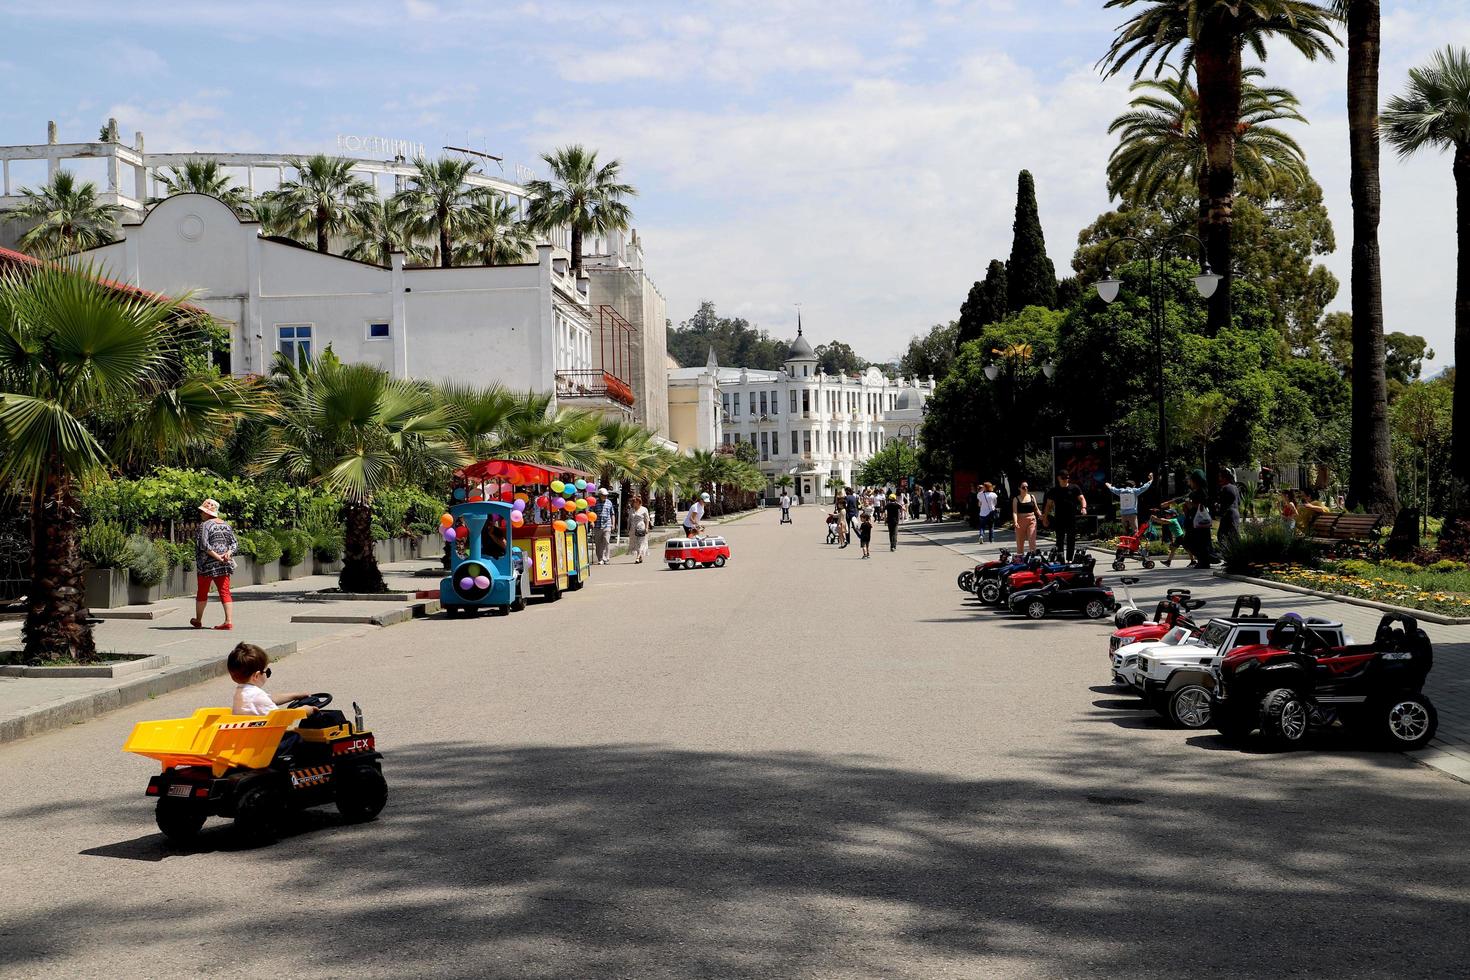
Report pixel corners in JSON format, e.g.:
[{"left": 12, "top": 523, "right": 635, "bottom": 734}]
[{"left": 2, "top": 509, "right": 1468, "bottom": 979}]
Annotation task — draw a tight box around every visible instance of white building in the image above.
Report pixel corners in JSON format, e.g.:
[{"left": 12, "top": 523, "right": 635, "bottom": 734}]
[
  {"left": 667, "top": 327, "right": 934, "bottom": 499},
  {"left": 79, "top": 194, "right": 627, "bottom": 412}
]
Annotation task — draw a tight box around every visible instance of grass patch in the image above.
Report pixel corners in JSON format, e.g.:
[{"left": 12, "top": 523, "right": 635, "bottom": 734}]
[{"left": 1254, "top": 562, "right": 1470, "bottom": 617}]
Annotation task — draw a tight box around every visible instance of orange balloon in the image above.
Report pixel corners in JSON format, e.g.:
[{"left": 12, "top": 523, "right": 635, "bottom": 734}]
[
  {"left": 553, "top": 519, "right": 568, "bottom": 531},
  {"left": 439, "top": 513, "right": 454, "bottom": 528},
  {"left": 587, "top": 512, "right": 597, "bottom": 523}
]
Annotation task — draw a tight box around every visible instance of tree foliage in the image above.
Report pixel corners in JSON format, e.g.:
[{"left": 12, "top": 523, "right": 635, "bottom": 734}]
[
  {"left": 813, "top": 341, "right": 868, "bottom": 376},
  {"left": 667, "top": 301, "right": 791, "bottom": 370},
  {"left": 1006, "top": 171, "right": 1057, "bottom": 312},
  {"left": 898, "top": 321, "right": 958, "bottom": 382},
  {"left": 958, "top": 260, "right": 1008, "bottom": 345}
]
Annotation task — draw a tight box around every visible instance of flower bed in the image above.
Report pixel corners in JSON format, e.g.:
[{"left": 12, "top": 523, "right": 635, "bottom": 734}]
[{"left": 1254, "top": 563, "right": 1470, "bottom": 617}]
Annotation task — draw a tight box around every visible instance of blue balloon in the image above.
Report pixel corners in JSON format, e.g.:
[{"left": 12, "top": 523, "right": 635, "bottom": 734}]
[
  {"left": 453, "top": 487, "right": 467, "bottom": 500},
  {"left": 575, "top": 479, "right": 587, "bottom": 490}
]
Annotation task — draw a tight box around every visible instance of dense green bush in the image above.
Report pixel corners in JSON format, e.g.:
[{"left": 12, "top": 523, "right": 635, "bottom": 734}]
[
  {"left": 275, "top": 529, "right": 312, "bottom": 568},
  {"left": 122, "top": 534, "right": 168, "bottom": 587},
  {"left": 160, "top": 541, "right": 194, "bottom": 570},
  {"left": 83, "top": 468, "right": 337, "bottom": 533},
  {"left": 79, "top": 523, "right": 128, "bottom": 568},
  {"left": 1222, "top": 522, "right": 1317, "bottom": 573},
  {"left": 239, "top": 529, "right": 283, "bottom": 563},
  {"left": 312, "top": 532, "right": 344, "bottom": 563},
  {"left": 1429, "top": 559, "right": 1469, "bottom": 574},
  {"left": 374, "top": 486, "right": 447, "bottom": 538}
]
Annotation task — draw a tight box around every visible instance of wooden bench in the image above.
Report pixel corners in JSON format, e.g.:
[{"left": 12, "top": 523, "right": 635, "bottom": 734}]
[{"left": 1305, "top": 512, "right": 1385, "bottom": 550}]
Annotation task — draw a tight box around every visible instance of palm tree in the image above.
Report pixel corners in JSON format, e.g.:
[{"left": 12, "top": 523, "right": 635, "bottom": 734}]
[
  {"left": 396, "top": 156, "right": 481, "bottom": 269},
  {"left": 1107, "top": 66, "right": 1310, "bottom": 239},
  {"left": 455, "top": 190, "right": 536, "bottom": 266},
  {"left": 259, "top": 350, "right": 465, "bottom": 592},
  {"left": 524, "top": 145, "right": 637, "bottom": 275},
  {"left": 249, "top": 198, "right": 302, "bottom": 241},
  {"left": 7, "top": 171, "right": 121, "bottom": 257},
  {"left": 1384, "top": 46, "right": 1470, "bottom": 491},
  {"left": 1330, "top": 1, "right": 1397, "bottom": 515},
  {"left": 344, "top": 196, "right": 430, "bottom": 266},
  {"left": 0, "top": 263, "right": 256, "bottom": 661},
  {"left": 262, "top": 155, "right": 372, "bottom": 253},
  {"left": 151, "top": 159, "right": 251, "bottom": 213},
  {"left": 1101, "top": 0, "right": 1338, "bottom": 334}
]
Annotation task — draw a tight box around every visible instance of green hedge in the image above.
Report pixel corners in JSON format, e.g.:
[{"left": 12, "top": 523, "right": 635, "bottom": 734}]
[
  {"left": 275, "top": 529, "right": 313, "bottom": 567},
  {"left": 236, "top": 529, "right": 283, "bottom": 563},
  {"left": 80, "top": 523, "right": 128, "bottom": 568},
  {"left": 83, "top": 467, "right": 338, "bottom": 533}
]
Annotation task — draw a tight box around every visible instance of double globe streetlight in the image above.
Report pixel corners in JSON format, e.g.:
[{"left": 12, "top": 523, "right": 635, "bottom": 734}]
[
  {"left": 981, "top": 344, "right": 1054, "bottom": 493},
  {"left": 1091, "top": 234, "right": 1221, "bottom": 489}
]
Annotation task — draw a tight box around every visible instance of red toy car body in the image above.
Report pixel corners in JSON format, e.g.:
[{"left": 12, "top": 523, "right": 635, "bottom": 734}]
[{"left": 665, "top": 536, "right": 730, "bottom": 569}]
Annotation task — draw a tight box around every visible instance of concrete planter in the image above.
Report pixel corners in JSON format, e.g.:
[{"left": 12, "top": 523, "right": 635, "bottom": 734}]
[
  {"left": 84, "top": 567, "right": 128, "bottom": 610},
  {"left": 249, "top": 558, "right": 281, "bottom": 585},
  {"left": 126, "top": 578, "right": 163, "bottom": 606},
  {"left": 162, "top": 566, "right": 192, "bottom": 599},
  {"left": 313, "top": 557, "right": 344, "bottom": 576},
  {"left": 280, "top": 558, "right": 311, "bottom": 581}
]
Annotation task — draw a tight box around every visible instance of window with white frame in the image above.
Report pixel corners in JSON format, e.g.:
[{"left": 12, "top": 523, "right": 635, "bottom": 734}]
[
  {"left": 367, "top": 321, "right": 391, "bottom": 340},
  {"left": 276, "top": 324, "right": 313, "bottom": 365}
]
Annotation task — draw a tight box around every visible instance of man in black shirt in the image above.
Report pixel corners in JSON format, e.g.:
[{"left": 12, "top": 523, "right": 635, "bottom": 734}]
[
  {"left": 884, "top": 493, "right": 902, "bottom": 551},
  {"left": 1043, "top": 471, "right": 1088, "bottom": 561}
]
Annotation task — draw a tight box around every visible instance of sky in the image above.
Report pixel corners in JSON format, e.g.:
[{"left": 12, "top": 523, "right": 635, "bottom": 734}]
[{"left": 1, "top": 0, "right": 1466, "bottom": 369}]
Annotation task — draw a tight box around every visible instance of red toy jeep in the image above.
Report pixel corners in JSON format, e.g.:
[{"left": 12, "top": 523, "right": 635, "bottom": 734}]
[{"left": 665, "top": 536, "right": 730, "bottom": 570}]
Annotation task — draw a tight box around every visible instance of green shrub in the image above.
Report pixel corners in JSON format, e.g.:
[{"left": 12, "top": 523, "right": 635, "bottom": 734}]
[
  {"left": 79, "top": 522, "right": 128, "bottom": 568},
  {"left": 1380, "top": 558, "right": 1421, "bottom": 573},
  {"left": 122, "top": 534, "right": 168, "bottom": 587},
  {"left": 370, "top": 521, "right": 390, "bottom": 542},
  {"left": 275, "top": 529, "right": 312, "bottom": 567},
  {"left": 242, "top": 529, "right": 283, "bottom": 563},
  {"left": 312, "top": 532, "right": 344, "bottom": 563},
  {"left": 1333, "top": 558, "right": 1379, "bottom": 578},
  {"left": 1222, "top": 522, "right": 1317, "bottom": 573},
  {"left": 1429, "top": 558, "right": 1469, "bottom": 574}
]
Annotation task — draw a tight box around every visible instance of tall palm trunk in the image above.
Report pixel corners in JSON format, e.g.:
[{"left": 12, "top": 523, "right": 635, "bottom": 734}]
[
  {"left": 1345, "top": 1, "right": 1398, "bottom": 515},
  {"left": 1194, "top": 31, "right": 1242, "bottom": 336},
  {"left": 340, "top": 500, "right": 386, "bottom": 593},
  {"left": 570, "top": 225, "right": 583, "bottom": 276},
  {"left": 439, "top": 206, "right": 452, "bottom": 269},
  {"left": 316, "top": 203, "right": 329, "bottom": 253},
  {"left": 24, "top": 469, "right": 95, "bottom": 661},
  {"left": 1452, "top": 146, "right": 1470, "bottom": 490}
]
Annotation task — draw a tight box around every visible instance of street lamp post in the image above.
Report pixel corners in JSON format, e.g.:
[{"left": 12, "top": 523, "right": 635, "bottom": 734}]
[
  {"left": 982, "top": 346, "right": 1054, "bottom": 494},
  {"left": 1091, "top": 235, "right": 1220, "bottom": 492}
]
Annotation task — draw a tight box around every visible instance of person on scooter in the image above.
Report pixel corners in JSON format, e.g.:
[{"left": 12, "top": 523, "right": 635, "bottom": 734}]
[{"left": 1042, "top": 471, "right": 1087, "bottom": 562}]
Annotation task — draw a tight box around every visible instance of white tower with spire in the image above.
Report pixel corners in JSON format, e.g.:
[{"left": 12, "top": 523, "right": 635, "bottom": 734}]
[{"left": 784, "top": 310, "right": 818, "bottom": 377}]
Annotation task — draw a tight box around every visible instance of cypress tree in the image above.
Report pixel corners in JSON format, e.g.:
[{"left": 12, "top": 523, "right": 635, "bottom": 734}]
[
  {"left": 957, "top": 259, "right": 1008, "bottom": 345},
  {"left": 1006, "top": 170, "right": 1057, "bottom": 312}
]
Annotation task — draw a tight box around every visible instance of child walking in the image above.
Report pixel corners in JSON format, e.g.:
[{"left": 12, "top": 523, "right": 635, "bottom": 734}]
[{"left": 858, "top": 513, "right": 873, "bottom": 558}]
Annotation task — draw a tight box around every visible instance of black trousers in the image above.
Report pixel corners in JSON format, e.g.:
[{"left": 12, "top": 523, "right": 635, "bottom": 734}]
[
  {"left": 888, "top": 524, "right": 898, "bottom": 549},
  {"left": 1053, "top": 522, "right": 1078, "bottom": 561}
]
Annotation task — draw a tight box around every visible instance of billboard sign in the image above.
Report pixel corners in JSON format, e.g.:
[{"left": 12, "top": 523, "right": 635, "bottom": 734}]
[{"left": 1052, "top": 435, "right": 1111, "bottom": 511}]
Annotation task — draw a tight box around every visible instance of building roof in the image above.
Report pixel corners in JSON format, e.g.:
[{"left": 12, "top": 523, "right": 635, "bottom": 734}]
[
  {"left": 786, "top": 330, "right": 815, "bottom": 361},
  {"left": 0, "top": 245, "right": 207, "bottom": 314},
  {"left": 894, "top": 385, "right": 924, "bottom": 411}
]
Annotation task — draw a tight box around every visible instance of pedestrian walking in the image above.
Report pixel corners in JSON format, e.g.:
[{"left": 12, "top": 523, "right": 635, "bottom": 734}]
[
  {"left": 857, "top": 512, "right": 873, "bottom": 558},
  {"left": 684, "top": 491, "right": 709, "bottom": 539},
  {"left": 191, "top": 498, "right": 237, "bottom": 631},
  {"left": 1104, "top": 472, "right": 1154, "bottom": 535},
  {"left": 592, "top": 488, "right": 615, "bottom": 564},
  {"left": 885, "top": 492, "right": 902, "bottom": 551},
  {"left": 1012, "top": 482, "right": 1039, "bottom": 553},
  {"left": 844, "top": 487, "right": 859, "bottom": 541},
  {"left": 899, "top": 490, "right": 909, "bottom": 521},
  {"left": 629, "top": 494, "right": 651, "bottom": 564},
  {"left": 1215, "top": 467, "right": 1242, "bottom": 558},
  {"left": 1042, "top": 471, "right": 1088, "bottom": 562},
  {"left": 977, "top": 482, "right": 999, "bottom": 543},
  {"left": 1182, "top": 469, "right": 1213, "bottom": 568},
  {"left": 779, "top": 490, "right": 793, "bottom": 524}
]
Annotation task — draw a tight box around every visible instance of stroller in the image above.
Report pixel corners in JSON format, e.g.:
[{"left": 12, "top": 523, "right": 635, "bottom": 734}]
[
  {"left": 1112, "top": 514, "right": 1158, "bottom": 570},
  {"left": 825, "top": 512, "right": 839, "bottom": 544}
]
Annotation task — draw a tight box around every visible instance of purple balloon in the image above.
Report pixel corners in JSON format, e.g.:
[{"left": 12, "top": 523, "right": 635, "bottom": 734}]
[
  {"left": 552, "top": 496, "right": 565, "bottom": 509},
  {"left": 586, "top": 482, "right": 598, "bottom": 492},
  {"left": 512, "top": 499, "right": 526, "bottom": 512},
  {"left": 473, "top": 575, "right": 491, "bottom": 589},
  {"left": 442, "top": 528, "right": 456, "bottom": 542},
  {"left": 459, "top": 577, "right": 474, "bottom": 590}
]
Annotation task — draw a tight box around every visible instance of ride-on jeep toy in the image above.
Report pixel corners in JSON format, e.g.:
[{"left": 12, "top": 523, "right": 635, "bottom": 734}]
[
  {"left": 1113, "top": 596, "right": 1276, "bottom": 693},
  {"left": 958, "top": 549, "right": 1010, "bottom": 594},
  {"left": 974, "top": 548, "right": 1059, "bottom": 603},
  {"left": 123, "top": 693, "right": 386, "bottom": 843},
  {"left": 1211, "top": 613, "right": 1437, "bottom": 749},
  {"left": 1133, "top": 616, "right": 1347, "bottom": 729}
]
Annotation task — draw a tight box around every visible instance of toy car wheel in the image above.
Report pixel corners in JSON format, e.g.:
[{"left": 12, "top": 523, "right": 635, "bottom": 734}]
[
  {"left": 1143, "top": 559, "right": 1156, "bottom": 569},
  {"left": 978, "top": 580, "right": 1001, "bottom": 604},
  {"left": 667, "top": 562, "right": 680, "bottom": 571},
  {"left": 714, "top": 555, "right": 726, "bottom": 567},
  {"left": 1259, "top": 688, "right": 1309, "bottom": 746},
  {"left": 444, "top": 605, "right": 461, "bottom": 618},
  {"left": 1378, "top": 693, "right": 1438, "bottom": 750},
  {"left": 1112, "top": 560, "right": 1125, "bottom": 572},
  {"left": 155, "top": 798, "right": 207, "bottom": 842},
  {"left": 233, "top": 782, "right": 287, "bottom": 844},
  {"left": 1167, "top": 685, "right": 1213, "bottom": 729},
  {"left": 335, "top": 765, "right": 388, "bottom": 822},
  {"left": 1118, "top": 610, "right": 1146, "bottom": 628},
  {"left": 1024, "top": 599, "right": 1047, "bottom": 620},
  {"left": 957, "top": 570, "right": 974, "bottom": 592},
  {"left": 684, "top": 559, "right": 696, "bottom": 569},
  {"left": 1084, "top": 599, "right": 1108, "bottom": 619}
]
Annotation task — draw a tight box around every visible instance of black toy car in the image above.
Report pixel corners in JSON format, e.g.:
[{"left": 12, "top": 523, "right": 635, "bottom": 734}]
[
  {"left": 1211, "top": 612, "right": 1437, "bottom": 749},
  {"left": 1007, "top": 569, "right": 1116, "bottom": 620},
  {"left": 125, "top": 693, "right": 387, "bottom": 844}
]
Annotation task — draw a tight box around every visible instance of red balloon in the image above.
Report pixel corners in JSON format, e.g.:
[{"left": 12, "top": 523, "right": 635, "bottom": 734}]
[
  {"left": 453, "top": 526, "right": 465, "bottom": 539},
  {"left": 468, "top": 494, "right": 483, "bottom": 502},
  {"left": 500, "top": 490, "right": 513, "bottom": 501},
  {"left": 537, "top": 495, "right": 550, "bottom": 508}
]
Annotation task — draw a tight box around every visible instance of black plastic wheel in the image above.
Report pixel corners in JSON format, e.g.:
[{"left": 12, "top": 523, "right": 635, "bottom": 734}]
[
  {"left": 714, "top": 555, "right": 726, "bottom": 567},
  {"left": 510, "top": 579, "right": 526, "bottom": 612},
  {"left": 233, "top": 782, "right": 286, "bottom": 844},
  {"left": 1167, "top": 685, "right": 1213, "bottom": 729},
  {"left": 979, "top": 580, "right": 1001, "bottom": 604},
  {"left": 1377, "top": 693, "right": 1437, "bottom": 750},
  {"left": 1143, "top": 559, "right": 1156, "bottom": 570},
  {"left": 1112, "top": 561, "right": 1126, "bottom": 572},
  {"left": 1259, "top": 688, "right": 1309, "bottom": 746},
  {"left": 667, "top": 563, "right": 680, "bottom": 571},
  {"left": 334, "top": 766, "right": 388, "bottom": 822},
  {"left": 155, "top": 798, "right": 207, "bottom": 842},
  {"left": 957, "top": 570, "right": 974, "bottom": 592}
]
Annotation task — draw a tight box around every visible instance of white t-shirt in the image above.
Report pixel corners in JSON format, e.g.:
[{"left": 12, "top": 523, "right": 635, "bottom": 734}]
[
  {"left": 979, "top": 491, "right": 998, "bottom": 517},
  {"left": 234, "top": 683, "right": 278, "bottom": 716},
  {"left": 779, "top": 494, "right": 792, "bottom": 508},
  {"left": 684, "top": 501, "right": 704, "bottom": 530}
]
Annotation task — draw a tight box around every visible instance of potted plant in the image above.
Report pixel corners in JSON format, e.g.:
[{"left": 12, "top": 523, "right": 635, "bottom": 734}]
[
  {"left": 275, "top": 528, "right": 312, "bottom": 580},
  {"left": 243, "top": 530, "right": 283, "bottom": 585},
  {"left": 123, "top": 535, "right": 167, "bottom": 605},
  {"left": 312, "top": 532, "right": 344, "bottom": 576},
  {"left": 80, "top": 523, "right": 129, "bottom": 610}
]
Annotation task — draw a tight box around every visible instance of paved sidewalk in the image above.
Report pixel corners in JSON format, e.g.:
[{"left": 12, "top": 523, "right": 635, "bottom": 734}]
[
  {"left": 906, "top": 519, "right": 1470, "bottom": 783},
  {"left": 0, "top": 557, "right": 439, "bottom": 743}
]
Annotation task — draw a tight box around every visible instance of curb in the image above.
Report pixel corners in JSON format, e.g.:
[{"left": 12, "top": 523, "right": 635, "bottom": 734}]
[
  {"left": 291, "top": 599, "right": 439, "bottom": 626},
  {"left": 0, "top": 641, "right": 296, "bottom": 746},
  {"left": 1215, "top": 572, "right": 1470, "bottom": 626},
  {"left": 0, "top": 653, "right": 168, "bottom": 679},
  {"left": 93, "top": 607, "right": 178, "bottom": 621}
]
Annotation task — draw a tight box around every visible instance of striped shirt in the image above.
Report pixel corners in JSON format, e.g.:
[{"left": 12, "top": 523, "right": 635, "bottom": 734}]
[{"left": 196, "top": 518, "right": 238, "bottom": 578}]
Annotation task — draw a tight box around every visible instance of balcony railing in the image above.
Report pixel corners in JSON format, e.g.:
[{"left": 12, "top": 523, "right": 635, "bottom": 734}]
[{"left": 555, "top": 369, "right": 635, "bottom": 407}]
